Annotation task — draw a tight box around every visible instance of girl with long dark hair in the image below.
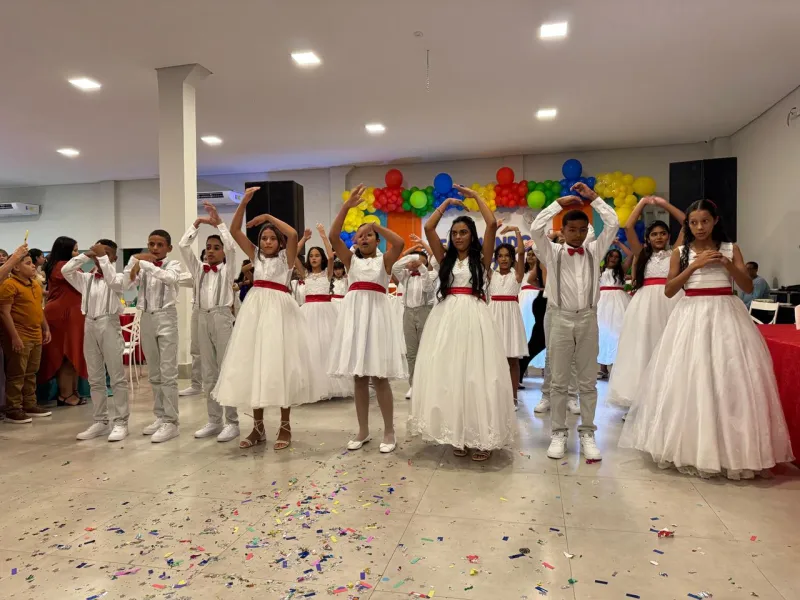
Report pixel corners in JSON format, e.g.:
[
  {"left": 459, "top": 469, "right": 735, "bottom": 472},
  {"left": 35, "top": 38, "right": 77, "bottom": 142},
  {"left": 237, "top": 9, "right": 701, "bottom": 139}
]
[
  {"left": 619, "top": 199, "right": 793, "bottom": 478},
  {"left": 608, "top": 196, "right": 686, "bottom": 415},
  {"left": 596, "top": 246, "right": 632, "bottom": 379},
  {"left": 327, "top": 185, "right": 407, "bottom": 454},
  {"left": 409, "top": 185, "right": 515, "bottom": 462},
  {"left": 517, "top": 247, "right": 542, "bottom": 387},
  {"left": 39, "top": 235, "right": 88, "bottom": 405}
]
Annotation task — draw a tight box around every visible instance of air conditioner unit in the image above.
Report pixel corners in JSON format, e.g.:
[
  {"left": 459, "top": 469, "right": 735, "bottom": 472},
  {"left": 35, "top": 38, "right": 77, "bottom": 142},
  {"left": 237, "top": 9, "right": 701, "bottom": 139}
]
[
  {"left": 197, "top": 190, "right": 242, "bottom": 208},
  {"left": 0, "top": 203, "right": 40, "bottom": 218}
]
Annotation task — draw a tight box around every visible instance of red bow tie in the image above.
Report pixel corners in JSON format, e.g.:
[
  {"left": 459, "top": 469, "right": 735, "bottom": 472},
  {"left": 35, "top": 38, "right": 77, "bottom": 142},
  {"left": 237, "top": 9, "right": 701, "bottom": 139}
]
[
  {"left": 153, "top": 260, "right": 163, "bottom": 268},
  {"left": 203, "top": 264, "right": 218, "bottom": 273},
  {"left": 94, "top": 272, "right": 104, "bottom": 279},
  {"left": 297, "top": 281, "right": 305, "bottom": 286},
  {"left": 567, "top": 247, "right": 585, "bottom": 256},
  {"left": 410, "top": 271, "right": 421, "bottom": 277}
]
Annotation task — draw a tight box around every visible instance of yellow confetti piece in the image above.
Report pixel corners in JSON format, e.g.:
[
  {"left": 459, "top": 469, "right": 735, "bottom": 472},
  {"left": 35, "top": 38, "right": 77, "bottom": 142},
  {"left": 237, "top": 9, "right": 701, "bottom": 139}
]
[
  {"left": 500, "top": 497, "right": 508, "bottom": 502},
  {"left": 366, "top": 525, "right": 377, "bottom": 530},
  {"left": 275, "top": 518, "right": 282, "bottom": 525},
  {"left": 284, "top": 509, "right": 293, "bottom": 515},
  {"left": 381, "top": 483, "right": 391, "bottom": 487},
  {"left": 430, "top": 591, "right": 435, "bottom": 597},
  {"left": 164, "top": 552, "right": 173, "bottom": 558},
  {"left": 470, "top": 569, "right": 478, "bottom": 576},
  {"left": 342, "top": 472, "right": 348, "bottom": 476},
  {"left": 332, "top": 509, "right": 339, "bottom": 514},
  {"left": 331, "top": 535, "right": 338, "bottom": 543},
  {"left": 234, "top": 527, "right": 239, "bottom": 534},
  {"left": 362, "top": 502, "right": 372, "bottom": 508},
  {"left": 334, "top": 500, "right": 340, "bottom": 505},
  {"left": 178, "top": 580, "right": 186, "bottom": 586}
]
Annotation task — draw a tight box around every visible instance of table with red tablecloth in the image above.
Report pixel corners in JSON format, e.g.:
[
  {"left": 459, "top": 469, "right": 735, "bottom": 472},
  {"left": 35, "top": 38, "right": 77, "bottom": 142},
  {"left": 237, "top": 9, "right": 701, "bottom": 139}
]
[
  {"left": 758, "top": 325, "right": 800, "bottom": 460},
  {"left": 120, "top": 313, "right": 144, "bottom": 365}
]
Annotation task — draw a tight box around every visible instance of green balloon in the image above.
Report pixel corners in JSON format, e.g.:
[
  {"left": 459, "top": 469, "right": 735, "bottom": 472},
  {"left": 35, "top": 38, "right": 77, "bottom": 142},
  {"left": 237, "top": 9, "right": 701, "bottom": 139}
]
[
  {"left": 535, "top": 183, "right": 545, "bottom": 192},
  {"left": 410, "top": 190, "right": 428, "bottom": 209},
  {"left": 402, "top": 200, "right": 411, "bottom": 211},
  {"left": 527, "top": 180, "right": 536, "bottom": 192},
  {"left": 527, "top": 190, "right": 546, "bottom": 209},
  {"left": 411, "top": 186, "right": 419, "bottom": 193},
  {"left": 425, "top": 186, "right": 434, "bottom": 194},
  {"left": 550, "top": 181, "right": 562, "bottom": 192},
  {"left": 543, "top": 180, "right": 552, "bottom": 187}
]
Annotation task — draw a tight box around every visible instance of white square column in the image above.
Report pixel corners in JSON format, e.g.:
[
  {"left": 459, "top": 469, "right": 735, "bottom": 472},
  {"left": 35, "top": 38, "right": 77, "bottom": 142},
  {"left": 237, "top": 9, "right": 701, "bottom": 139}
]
[{"left": 156, "top": 63, "right": 211, "bottom": 368}]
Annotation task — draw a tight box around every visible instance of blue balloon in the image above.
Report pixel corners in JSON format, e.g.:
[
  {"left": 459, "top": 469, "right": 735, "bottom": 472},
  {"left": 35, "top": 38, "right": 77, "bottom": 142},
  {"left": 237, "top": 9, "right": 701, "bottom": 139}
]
[
  {"left": 587, "top": 177, "right": 596, "bottom": 188},
  {"left": 617, "top": 229, "right": 627, "bottom": 243},
  {"left": 559, "top": 178, "right": 568, "bottom": 187},
  {"left": 562, "top": 159, "right": 582, "bottom": 180},
  {"left": 434, "top": 173, "right": 454, "bottom": 195}
]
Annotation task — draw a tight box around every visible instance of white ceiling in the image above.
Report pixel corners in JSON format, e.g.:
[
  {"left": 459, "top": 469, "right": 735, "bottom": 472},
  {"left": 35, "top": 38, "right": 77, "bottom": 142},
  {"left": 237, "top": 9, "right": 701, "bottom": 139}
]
[{"left": 1, "top": 0, "right": 799, "bottom": 187}]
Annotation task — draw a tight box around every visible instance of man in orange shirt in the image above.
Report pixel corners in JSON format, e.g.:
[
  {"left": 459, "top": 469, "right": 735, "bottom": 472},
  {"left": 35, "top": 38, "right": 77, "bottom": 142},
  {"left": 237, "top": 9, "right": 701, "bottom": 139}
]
[{"left": 0, "top": 253, "right": 52, "bottom": 423}]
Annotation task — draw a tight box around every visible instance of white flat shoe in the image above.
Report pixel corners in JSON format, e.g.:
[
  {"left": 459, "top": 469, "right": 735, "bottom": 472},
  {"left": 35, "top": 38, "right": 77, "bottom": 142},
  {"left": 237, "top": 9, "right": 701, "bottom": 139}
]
[
  {"left": 347, "top": 436, "right": 371, "bottom": 450},
  {"left": 379, "top": 436, "right": 396, "bottom": 454}
]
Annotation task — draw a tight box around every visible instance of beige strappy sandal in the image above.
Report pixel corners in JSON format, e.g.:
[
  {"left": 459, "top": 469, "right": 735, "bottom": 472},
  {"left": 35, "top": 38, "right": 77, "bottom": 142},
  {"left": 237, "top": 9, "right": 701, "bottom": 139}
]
[
  {"left": 274, "top": 421, "right": 292, "bottom": 451},
  {"left": 472, "top": 450, "right": 492, "bottom": 462},
  {"left": 239, "top": 421, "right": 266, "bottom": 449},
  {"left": 453, "top": 447, "right": 468, "bottom": 457}
]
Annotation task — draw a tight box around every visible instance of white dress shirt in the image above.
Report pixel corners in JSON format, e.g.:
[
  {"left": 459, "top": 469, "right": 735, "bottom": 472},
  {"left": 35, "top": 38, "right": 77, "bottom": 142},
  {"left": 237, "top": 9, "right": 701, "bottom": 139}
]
[
  {"left": 530, "top": 199, "right": 618, "bottom": 311},
  {"left": 124, "top": 256, "right": 182, "bottom": 312},
  {"left": 392, "top": 254, "right": 436, "bottom": 308},
  {"left": 62, "top": 254, "right": 125, "bottom": 318},
  {"left": 179, "top": 223, "right": 237, "bottom": 309}
]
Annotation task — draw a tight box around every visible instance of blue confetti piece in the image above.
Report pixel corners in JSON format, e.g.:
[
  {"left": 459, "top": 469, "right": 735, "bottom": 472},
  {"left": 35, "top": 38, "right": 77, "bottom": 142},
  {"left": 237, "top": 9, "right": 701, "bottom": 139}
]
[
  {"left": 502, "top": 536, "right": 509, "bottom": 541},
  {"left": 509, "top": 553, "right": 524, "bottom": 559},
  {"left": 549, "top": 528, "right": 560, "bottom": 532},
  {"left": 626, "top": 595, "right": 641, "bottom": 599},
  {"left": 649, "top": 528, "right": 660, "bottom": 533},
  {"left": 595, "top": 580, "right": 608, "bottom": 585},
  {"left": 650, "top": 517, "right": 659, "bottom": 521},
  {"left": 653, "top": 549, "right": 664, "bottom": 555},
  {"left": 11, "top": 568, "right": 17, "bottom": 575},
  {"left": 437, "top": 537, "right": 443, "bottom": 542}
]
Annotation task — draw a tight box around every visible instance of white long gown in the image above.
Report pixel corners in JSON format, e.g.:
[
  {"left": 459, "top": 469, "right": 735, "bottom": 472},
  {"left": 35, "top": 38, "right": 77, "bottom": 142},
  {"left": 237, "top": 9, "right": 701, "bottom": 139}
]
[
  {"left": 619, "top": 243, "right": 794, "bottom": 479},
  {"left": 217, "top": 250, "right": 319, "bottom": 409},
  {"left": 596, "top": 269, "right": 630, "bottom": 365},
  {"left": 301, "top": 271, "right": 354, "bottom": 399},
  {"left": 327, "top": 256, "right": 408, "bottom": 380},
  {"left": 608, "top": 250, "right": 683, "bottom": 408},
  {"left": 488, "top": 271, "right": 527, "bottom": 358},
  {"left": 409, "top": 258, "right": 516, "bottom": 451}
]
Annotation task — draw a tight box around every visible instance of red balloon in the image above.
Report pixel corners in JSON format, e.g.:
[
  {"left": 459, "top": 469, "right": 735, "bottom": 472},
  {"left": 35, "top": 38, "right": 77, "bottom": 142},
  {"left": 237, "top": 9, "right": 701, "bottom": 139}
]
[
  {"left": 497, "top": 167, "right": 514, "bottom": 185},
  {"left": 385, "top": 169, "right": 403, "bottom": 188}
]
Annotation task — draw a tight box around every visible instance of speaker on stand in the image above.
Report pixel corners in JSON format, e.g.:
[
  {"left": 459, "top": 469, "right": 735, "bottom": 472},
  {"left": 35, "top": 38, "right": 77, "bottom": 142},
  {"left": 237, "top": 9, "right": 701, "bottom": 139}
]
[
  {"left": 669, "top": 157, "right": 737, "bottom": 241},
  {"left": 244, "top": 181, "right": 305, "bottom": 249}
]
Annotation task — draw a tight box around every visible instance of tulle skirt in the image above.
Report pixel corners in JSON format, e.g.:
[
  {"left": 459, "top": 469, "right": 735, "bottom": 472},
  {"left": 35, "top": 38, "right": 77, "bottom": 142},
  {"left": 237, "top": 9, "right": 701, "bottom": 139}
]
[
  {"left": 489, "top": 300, "right": 528, "bottom": 358},
  {"left": 301, "top": 301, "right": 354, "bottom": 399},
  {"left": 409, "top": 294, "right": 516, "bottom": 450},
  {"left": 618, "top": 295, "right": 794, "bottom": 478},
  {"left": 608, "top": 285, "right": 682, "bottom": 408},
  {"left": 597, "top": 289, "right": 630, "bottom": 365},
  {"left": 217, "top": 287, "right": 319, "bottom": 409},
  {"left": 328, "top": 290, "right": 408, "bottom": 380}
]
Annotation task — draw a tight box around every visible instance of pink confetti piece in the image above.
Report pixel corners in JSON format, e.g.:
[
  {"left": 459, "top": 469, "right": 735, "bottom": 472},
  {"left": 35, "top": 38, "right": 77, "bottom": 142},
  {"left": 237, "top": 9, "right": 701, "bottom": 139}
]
[
  {"left": 542, "top": 561, "right": 555, "bottom": 570},
  {"left": 245, "top": 553, "right": 254, "bottom": 561},
  {"left": 750, "top": 535, "right": 758, "bottom": 542}
]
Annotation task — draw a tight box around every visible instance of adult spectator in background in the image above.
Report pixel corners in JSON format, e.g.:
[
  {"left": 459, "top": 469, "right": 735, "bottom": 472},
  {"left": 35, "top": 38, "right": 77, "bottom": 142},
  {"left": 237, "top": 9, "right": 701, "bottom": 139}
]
[
  {"left": 39, "top": 236, "right": 88, "bottom": 406},
  {"left": 738, "top": 261, "right": 771, "bottom": 308},
  {"left": 0, "top": 249, "right": 8, "bottom": 266}
]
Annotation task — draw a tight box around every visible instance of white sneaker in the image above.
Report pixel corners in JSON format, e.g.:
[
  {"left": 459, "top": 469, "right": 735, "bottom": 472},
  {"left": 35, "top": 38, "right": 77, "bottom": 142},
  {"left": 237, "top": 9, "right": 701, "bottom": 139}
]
[
  {"left": 217, "top": 424, "right": 240, "bottom": 442},
  {"left": 179, "top": 386, "right": 203, "bottom": 397},
  {"left": 546, "top": 431, "right": 568, "bottom": 459},
  {"left": 76, "top": 422, "right": 111, "bottom": 440},
  {"left": 405, "top": 387, "right": 412, "bottom": 400},
  {"left": 142, "top": 418, "right": 164, "bottom": 435},
  {"left": 579, "top": 432, "right": 602, "bottom": 461},
  {"left": 108, "top": 424, "right": 128, "bottom": 442},
  {"left": 567, "top": 399, "right": 580, "bottom": 415},
  {"left": 534, "top": 398, "right": 551, "bottom": 413},
  {"left": 151, "top": 422, "right": 179, "bottom": 443},
  {"left": 194, "top": 422, "right": 223, "bottom": 438},
  {"left": 347, "top": 435, "right": 371, "bottom": 450}
]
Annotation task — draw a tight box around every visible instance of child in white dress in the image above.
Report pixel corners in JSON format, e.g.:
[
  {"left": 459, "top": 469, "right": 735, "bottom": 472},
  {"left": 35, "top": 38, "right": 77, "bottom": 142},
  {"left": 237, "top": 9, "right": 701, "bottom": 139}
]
[
  {"left": 488, "top": 225, "right": 528, "bottom": 409},
  {"left": 596, "top": 246, "right": 631, "bottom": 378},
  {"left": 410, "top": 185, "right": 515, "bottom": 462},
  {"left": 331, "top": 261, "right": 347, "bottom": 304},
  {"left": 619, "top": 199, "right": 794, "bottom": 478},
  {"left": 608, "top": 196, "right": 686, "bottom": 414},
  {"left": 215, "top": 187, "right": 319, "bottom": 450},
  {"left": 299, "top": 224, "right": 354, "bottom": 400},
  {"left": 517, "top": 248, "right": 542, "bottom": 387},
  {"left": 328, "top": 185, "right": 408, "bottom": 453}
]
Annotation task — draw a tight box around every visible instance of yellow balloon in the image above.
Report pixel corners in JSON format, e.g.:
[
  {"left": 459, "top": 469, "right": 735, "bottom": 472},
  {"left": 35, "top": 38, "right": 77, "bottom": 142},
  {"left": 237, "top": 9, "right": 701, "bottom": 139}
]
[
  {"left": 613, "top": 171, "right": 623, "bottom": 179},
  {"left": 618, "top": 185, "right": 628, "bottom": 196},
  {"left": 358, "top": 201, "right": 367, "bottom": 210},
  {"left": 632, "top": 176, "right": 657, "bottom": 196},
  {"left": 595, "top": 184, "right": 606, "bottom": 197},
  {"left": 471, "top": 183, "right": 480, "bottom": 190},
  {"left": 342, "top": 190, "right": 350, "bottom": 201},
  {"left": 625, "top": 194, "right": 638, "bottom": 207},
  {"left": 367, "top": 206, "right": 376, "bottom": 213},
  {"left": 622, "top": 174, "right": 634, "bottom": 185},
  {"left": 489, "top": 190, "right": 497, "bottom": 200},
  {"left": 363, "top": 215, "right": 380, "bottom": 224},
  {"left": 613, "top": 196, "right": 626, "bottom": 208},
  {"left": 616, "top": 206, "right": 632, "bottom": 223}
]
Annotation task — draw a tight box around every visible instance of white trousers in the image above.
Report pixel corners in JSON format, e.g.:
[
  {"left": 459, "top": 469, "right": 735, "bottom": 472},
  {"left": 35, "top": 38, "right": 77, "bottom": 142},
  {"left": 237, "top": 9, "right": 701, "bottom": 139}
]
[
  {"left": 140, "top": 309, "right": 179, "bottom": 424},
  {"left": 190, "top": 307, "right": 202, "bottom": 389},
  {"left": 546, "top": 306, "right": 598, "bottom": 434},
  {"left": 84, "top": 315, "right": 129, "bottom": 425},
  {"left": 198, "top": 308, "right": 238, "bottom": 425}
]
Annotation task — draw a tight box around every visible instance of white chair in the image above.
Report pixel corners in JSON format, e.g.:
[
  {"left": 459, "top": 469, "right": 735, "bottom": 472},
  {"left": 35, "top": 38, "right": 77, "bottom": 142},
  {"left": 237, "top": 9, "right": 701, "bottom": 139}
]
[
  {"left": 121, "top": 310, "right": 143, "bottom": 387},
  {"left": 749, "top": 299, "right": 779, "bottom": 325}
]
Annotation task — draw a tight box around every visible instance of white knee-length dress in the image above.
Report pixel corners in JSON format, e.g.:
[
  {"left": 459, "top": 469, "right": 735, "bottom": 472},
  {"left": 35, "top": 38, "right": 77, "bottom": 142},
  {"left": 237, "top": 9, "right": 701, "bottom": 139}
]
[
  {"left": 488, "top": 271, "right": 528, "bottom": 358},
  {"left": 596, "top": 269, "right": 630, "bottom": 365}
]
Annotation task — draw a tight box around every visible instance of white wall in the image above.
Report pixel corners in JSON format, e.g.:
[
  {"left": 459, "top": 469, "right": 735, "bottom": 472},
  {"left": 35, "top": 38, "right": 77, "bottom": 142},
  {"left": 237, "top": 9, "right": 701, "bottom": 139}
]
[{"left": 732, "top": 87, "right": 800, "bottom": 287}]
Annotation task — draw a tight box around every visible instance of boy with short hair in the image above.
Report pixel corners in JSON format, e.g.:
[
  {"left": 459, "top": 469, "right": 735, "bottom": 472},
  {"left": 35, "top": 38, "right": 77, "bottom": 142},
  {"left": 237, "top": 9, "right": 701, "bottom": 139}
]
[
  {"left": 62, "top": 239, "right": 130, "bottom": 441},
  {"left": 179, "top": 202, "right": 240, "bottom": 442},
  {"left": 531, "top": 182, "right": 618, "bottom": 461},
  {"left": 0, "top": 253, "right": 52, "bottom": 423},
  {"left": 124, "top": 229, "right": 182, "bottom": 442}
]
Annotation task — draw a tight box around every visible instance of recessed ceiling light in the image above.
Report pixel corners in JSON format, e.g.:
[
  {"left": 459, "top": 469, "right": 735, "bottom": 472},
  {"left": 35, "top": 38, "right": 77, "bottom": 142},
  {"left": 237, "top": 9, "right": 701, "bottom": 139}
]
[
  {"left": 539, "top": 21, "right": 568, "bottom": 39},
  {"left": 536, "top": 108, "right": 558, "bottom": 120},
  {"left": 201, "top": 136, "right": 223, "bottom": 146},
  {"left": 291, "top": 51, "right": 321, "bottom": 67},
  {"left": 68, "top": 77, "right": 102, "bottom": 91},
  {"left": 57, "top": 148, "right": 80, "bottom": 157},
  {"left": 365, "top": 123, "right": 386, "bottom": 135}
]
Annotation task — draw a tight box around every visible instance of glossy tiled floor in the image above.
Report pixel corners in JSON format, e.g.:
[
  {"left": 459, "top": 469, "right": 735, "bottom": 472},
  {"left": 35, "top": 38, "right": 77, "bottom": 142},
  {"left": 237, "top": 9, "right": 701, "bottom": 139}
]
[{"left": 1, "top": 372, "right": 798, "bottom": 600}]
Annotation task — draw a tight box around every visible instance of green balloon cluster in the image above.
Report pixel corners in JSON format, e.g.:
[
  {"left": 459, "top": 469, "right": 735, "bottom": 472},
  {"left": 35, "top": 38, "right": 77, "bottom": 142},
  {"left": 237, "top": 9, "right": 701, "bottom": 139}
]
[
  {"left": 401, "top": 186, "right": 436, "bottom": 216},
  {"left": 526, "top": 180, "right": 562, "bottom": 209}
]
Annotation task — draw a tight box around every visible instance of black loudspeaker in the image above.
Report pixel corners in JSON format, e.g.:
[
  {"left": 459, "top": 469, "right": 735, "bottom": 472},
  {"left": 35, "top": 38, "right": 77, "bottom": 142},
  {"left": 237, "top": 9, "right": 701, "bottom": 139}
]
[
  {"left": 669, "top": 157, "right": 737, "bottom": 242},
  {"left": 244, "top": 180, "right": 305, "bottom": 248}
]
